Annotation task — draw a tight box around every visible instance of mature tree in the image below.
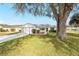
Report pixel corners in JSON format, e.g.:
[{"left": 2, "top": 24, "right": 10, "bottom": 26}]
[
  {"left": 49, "top": 4, "right": 75, "bottom": 39},
  {"left": 14, "top": 3, "right": 76, "bottom": 39},
  {"left": 69, "top": 13, "right": 79, "bottom": 27}
]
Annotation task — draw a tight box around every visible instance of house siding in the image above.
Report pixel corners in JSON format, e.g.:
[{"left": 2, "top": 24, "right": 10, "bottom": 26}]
[{"left": 54, "top": 26, "right": 79, "bottom": 34}]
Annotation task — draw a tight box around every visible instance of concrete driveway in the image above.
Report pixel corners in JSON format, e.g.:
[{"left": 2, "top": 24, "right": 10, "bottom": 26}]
[{"left": 0, "top": 33, "right": 27, "bottom": 43}]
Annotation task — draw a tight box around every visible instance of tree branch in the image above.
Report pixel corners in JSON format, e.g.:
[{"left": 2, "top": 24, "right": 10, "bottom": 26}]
[{"left": 49, "top": 4, "right": 58, "bottom": 21}]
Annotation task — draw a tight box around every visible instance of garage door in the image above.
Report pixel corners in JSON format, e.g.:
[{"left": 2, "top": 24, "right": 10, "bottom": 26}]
[{"left": 23, "top": 27, "right": 32, "bottom": 34}]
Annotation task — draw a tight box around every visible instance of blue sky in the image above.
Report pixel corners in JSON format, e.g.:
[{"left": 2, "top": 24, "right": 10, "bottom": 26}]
[{"left": 0, "top": 4, "right": 78, "bottom": 26}]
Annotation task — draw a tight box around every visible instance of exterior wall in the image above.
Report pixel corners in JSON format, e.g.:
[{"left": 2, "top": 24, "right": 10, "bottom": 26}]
[
  {"left": 21, "top": 24, "right": 36, "bottom": 34},
  {"left": 39, "top": 27, "right": 50, "bottom": 34},
  {"left": 66, "top": 27, "right": 79, "bottom": 33},
  {"left": 54, "top": 26, "right": 79, "bottom": 34},
  {"left": 44, "top": 27, "right": 50, "bottom": 34},
  {"left": 0, "top": 26, "right": 2, "bottom": 28},
  {"left": 1, "top": 28, "right": 21, "bottom": 32},
  {"left": 15, "top": 28, "right": 21, "bottom": 32},
  {"left": 3, "top": 28, "right": 11, "bottom": 32},
  {"left": 48, "top": 27, "right": 51, "bottom": 32},
  {"left": 40, "top": 29, "right": 46, "bottom": 34},
  {"left": 22, "top": 27, "right": 34, "bottom": 34}
]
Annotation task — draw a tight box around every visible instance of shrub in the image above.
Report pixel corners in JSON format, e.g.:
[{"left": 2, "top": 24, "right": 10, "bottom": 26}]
[
  {"left": 37, "top": 30, "right": 40, "bottom": 33},
  {"left": 32, "top": 29, "right": 36, "bottom": 34},
  {"left": 0, "top": 28, "right": 8, "bottom": 32},
  {"left": 0, "top": 28, "right": 3, "bottom": 32},
  {"left": 11, "top": 29, "right": 15, "bottom": 32}
]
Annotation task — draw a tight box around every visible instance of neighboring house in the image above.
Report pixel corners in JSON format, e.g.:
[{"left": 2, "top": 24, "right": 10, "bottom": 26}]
[
  {"left": 0, "top": 23, "right": 51, "bottom": 34},
  {"left": 66, "top": 26, "right": 79, "bottom": 33},
  {"left": 0, "top": 24, "right": 22, "bottom": 32},
  {"left": 54, "top": 26, "right": 79, "bottom": 33}
]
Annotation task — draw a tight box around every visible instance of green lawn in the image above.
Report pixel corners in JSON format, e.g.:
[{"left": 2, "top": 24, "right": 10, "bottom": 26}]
[{"left": 0, "top": 32, "right": 79, "bottom": 56}]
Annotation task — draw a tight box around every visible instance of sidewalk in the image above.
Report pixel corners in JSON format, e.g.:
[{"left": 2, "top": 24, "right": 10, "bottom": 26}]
[{"left": 0, "top": 33, "right": 28, "bottom": 43}]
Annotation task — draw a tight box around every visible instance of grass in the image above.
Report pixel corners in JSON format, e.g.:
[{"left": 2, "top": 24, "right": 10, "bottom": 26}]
[{"left": 0, "top": 32, "right": 79, "bottom": 56}]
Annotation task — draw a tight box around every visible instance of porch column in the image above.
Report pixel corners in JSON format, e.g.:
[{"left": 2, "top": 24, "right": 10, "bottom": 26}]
[{"left": 44, "top": 28, "right": 47, "bottom": 34}]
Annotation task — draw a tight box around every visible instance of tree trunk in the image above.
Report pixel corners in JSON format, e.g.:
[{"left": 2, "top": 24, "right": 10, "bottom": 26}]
[{"left": 56, "top": 18, "right": 66, "bottom": 40}]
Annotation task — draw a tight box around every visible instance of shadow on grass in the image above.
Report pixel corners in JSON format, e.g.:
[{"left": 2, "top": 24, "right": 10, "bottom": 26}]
[
  {"left": 0, "top": 35, "right": 28, "bottom": 56},
  {"left": 41, "top": 33, "right": 79, "bottom": 56},
  {"left": 0, "top": 39, "right": 21, "bottom": 56},
  {"left": 67, "top": 33, "right": 79, "bottom": 37}
]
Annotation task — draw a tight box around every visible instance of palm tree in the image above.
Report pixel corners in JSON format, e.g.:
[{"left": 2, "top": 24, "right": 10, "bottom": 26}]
[{"left": 13, "top": 3, "right": 76, "bottom": 40}]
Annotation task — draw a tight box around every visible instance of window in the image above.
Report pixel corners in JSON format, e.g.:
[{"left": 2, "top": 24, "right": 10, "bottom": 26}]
[
  {"left": 72, "top": 29, "right": 77, "bottom": 31},
  {"left": 46, "top": 28, "right": 48, "bottom": 31}
]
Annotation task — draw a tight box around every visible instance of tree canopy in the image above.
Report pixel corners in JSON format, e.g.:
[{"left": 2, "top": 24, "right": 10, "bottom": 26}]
[
  {"left": 69, "top": 13, "right": 79, "bottom": 27},
  {"left": 13, "top": 3, "right": 76, "bottom": 19},
  {"left": 13, "top": 3, "right": 52, "bottom": 17}
]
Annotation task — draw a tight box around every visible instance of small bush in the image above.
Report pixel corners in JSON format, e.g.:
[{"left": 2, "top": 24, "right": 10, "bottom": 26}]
[
  {"left": 11, "top": 29, "right": 15, "bottom": 32},
  {"left": 37, "top": 30, "right": 40, "bottom": 33},
  {"left": 0, "top": 28, "right": 8, "bottom": 32},
  {"left": 32, "top": 29, "right": 36, "bottom": 34}
]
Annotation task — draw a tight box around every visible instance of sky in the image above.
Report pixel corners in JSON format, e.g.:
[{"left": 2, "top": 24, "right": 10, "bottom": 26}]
[{"left": 0, "top": 4, "right": 78, "bottom": 26}]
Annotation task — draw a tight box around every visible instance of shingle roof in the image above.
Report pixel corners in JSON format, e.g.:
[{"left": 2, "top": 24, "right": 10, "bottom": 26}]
[
  {"left": 23, "top": 23, "right": 51, "bottom": 28},
  {"left": 0, "top": 23, "right": 51, "bottom": 28},
  {"left": 0, "top": 24, "right": 22, "bottom": 28},
  {"left": 37, "top": 24, "right": 51, "bottom": 28}
]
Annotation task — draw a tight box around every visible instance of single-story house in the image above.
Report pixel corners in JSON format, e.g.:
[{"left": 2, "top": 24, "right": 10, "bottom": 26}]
[
  {"left": 21, "top": 23, "right": 51, "bottom": 34},
  {"left": 0, "top": 23, "right": 51, "bottom": 35},
  {"left": 0, "top": 24, "right": 22, "bottom": 32},
  {"left": 54, "top": 26, "right": 79, "bottom": 33},
  {"left": 66, "top": 26, "right": 79, "bottom": 33}
]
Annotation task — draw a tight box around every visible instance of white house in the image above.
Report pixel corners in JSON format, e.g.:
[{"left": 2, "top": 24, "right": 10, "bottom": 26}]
[
  {"left": 53, "top": 25, "right": 79, "bottom": 34},
  {"left": 0, "top": 24, "right": 22, "bottom": 32},
  {"left": 66, "top": 26, "right": 79, "bottom": 33},
  {"left": 21, "top": 23, "right": 51, "bottom": 35}
]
